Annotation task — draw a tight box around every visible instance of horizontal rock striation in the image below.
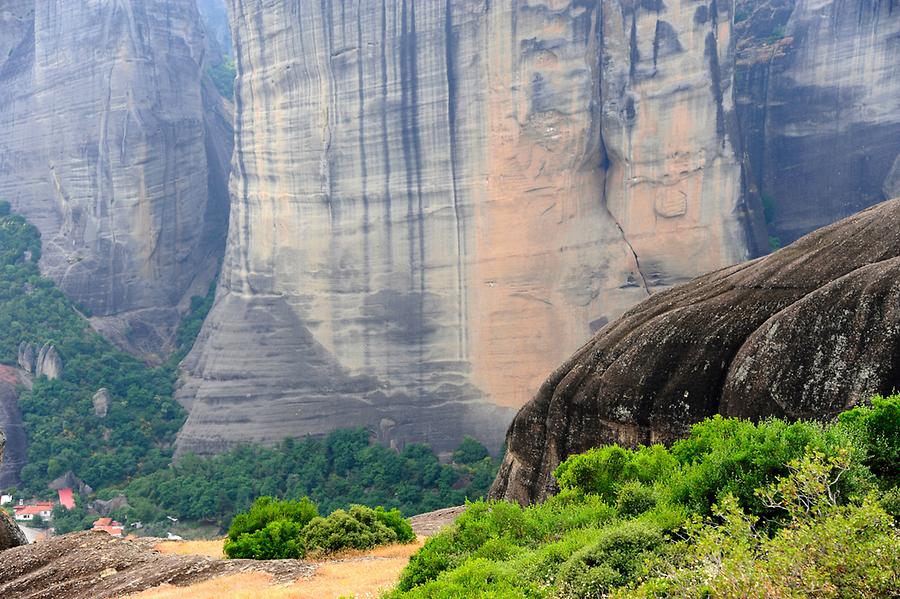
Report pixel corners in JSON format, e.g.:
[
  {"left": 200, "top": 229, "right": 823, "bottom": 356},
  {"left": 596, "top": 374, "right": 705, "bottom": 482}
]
[
  {"left": 490, "top": 197, "right": 900, "bottom": 505},
  {"left": 176, "top": 0, "right": 752, "bottom": 456},
  {"left": 0, "top": 0, "right": 231, "bottom": 360}
]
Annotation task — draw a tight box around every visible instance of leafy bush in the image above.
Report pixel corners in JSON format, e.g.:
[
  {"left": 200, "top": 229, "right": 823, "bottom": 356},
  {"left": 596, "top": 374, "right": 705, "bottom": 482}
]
[
  {"left": 839, "top": 394, "right": 900, "bottom": 485},
  {"left": 206, "top": 60, "right": 236, "bottom": 98},
  {"left": 557, "top": 520, "right": 664, "bottom": 598},
  {"left": 394, "top": 495, "right": 617, "bottom": 592},
  {"left": 373, "top": 505, "right": 416, "bottom": 542},
  {"left": 303, "top": 506, "right": 399, "bottom": 555},
  {"left": 389, "top": 403, "right": 900, "bottom": 598},
  {"left": 224, "top": 519, "right": 305, "bottom": 560},
  {"left": 621, "top": 452, "right": 900, "bottom": 598},
  {"left": 226, "top": 496, "right": 318, "bottom": 542},
  {"left": 224, "top": 500, "right": 415, "bottom": 560},
  {"left": 554, "top": 445, "right": 634, "bottom": 502},
  {"left": 615, "top": 481, "right": 657, "bottom": 517},
  {"left": 452, "top": 436, "right": 489, "bottom": 464}
]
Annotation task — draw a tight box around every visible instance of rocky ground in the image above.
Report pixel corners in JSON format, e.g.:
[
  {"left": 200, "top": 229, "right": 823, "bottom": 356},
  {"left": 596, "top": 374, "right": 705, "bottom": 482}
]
[{"left": 0, "top": 507, "right": 464, "bottom": 598}]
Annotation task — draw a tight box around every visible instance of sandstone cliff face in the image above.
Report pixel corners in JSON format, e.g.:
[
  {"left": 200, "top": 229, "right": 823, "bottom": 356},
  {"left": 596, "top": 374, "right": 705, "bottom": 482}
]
[
  {"left": 179, "top": 0, "right": 899, "bottom": 456},
  {"left": 176, "top": 0, "right": 752, "bottom": 456},
  {"left": 0, "top": 426, "right": 28, "bottom": 550},
  {"left": 734, "top": 0, "right": 900, "bottom": 244},
  {"left": 0, "top": 366, "right": 26, "bottom": 489},
  {"left": 490, "top": 197, "right": 900, "bottom": 504},
  {"left": 0, "top": 0, "right": 231, "bottom": 359}
]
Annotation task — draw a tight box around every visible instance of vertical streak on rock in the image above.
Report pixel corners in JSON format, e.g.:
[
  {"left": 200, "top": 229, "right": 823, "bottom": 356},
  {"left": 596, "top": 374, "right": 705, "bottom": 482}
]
[
  {"left": 379, "top": 1, "right": 394, "bottom": 271},
  {"left": 445, "top": 0, "right": 467, "bottom": 359}
]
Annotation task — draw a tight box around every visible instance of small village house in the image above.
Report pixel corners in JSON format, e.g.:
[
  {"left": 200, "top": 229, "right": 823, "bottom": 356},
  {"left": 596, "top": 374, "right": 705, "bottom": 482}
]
[
  {"left": 92, "top": 517, "right": 124, "bottom": 537},
  {"left": 14, "top": 501, "right": 54, "bottom": 522}
]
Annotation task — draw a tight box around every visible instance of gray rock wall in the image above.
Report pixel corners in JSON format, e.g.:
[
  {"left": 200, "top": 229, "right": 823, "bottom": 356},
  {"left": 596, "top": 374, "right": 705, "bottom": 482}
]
[
  {"left": 0, "top": 369, "right": 26, "bottom": 490},
  {"left": 176, "top": 0, "right": 754, "bottom": 456},
  {"left": 0, "top": 0, "right": 231, "bottom": 360},
  {"left": 735, "top": 0, "right": 900, "bottom": 245}
]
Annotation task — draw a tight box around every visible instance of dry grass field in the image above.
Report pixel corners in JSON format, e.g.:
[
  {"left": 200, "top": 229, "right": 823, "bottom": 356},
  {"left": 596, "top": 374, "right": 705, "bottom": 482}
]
[{"left": 131, "top": 538, "right": 426, "bottom": 599}]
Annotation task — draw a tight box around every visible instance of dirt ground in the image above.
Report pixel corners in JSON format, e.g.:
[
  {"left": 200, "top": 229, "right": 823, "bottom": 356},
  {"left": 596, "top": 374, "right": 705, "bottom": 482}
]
[
  {"left": 137, "top": 539, "right": 426, "bottom": 599},
  {"left": 0, "top": 506, "right": 463, "bottom": 599}
]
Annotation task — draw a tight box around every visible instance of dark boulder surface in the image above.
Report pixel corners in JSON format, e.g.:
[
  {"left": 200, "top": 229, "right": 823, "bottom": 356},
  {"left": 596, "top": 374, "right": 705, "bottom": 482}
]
[
  {"left": 0, "top": 430, "right": 28, "bottom": 551},
  {"left": 490, "top": 198, "right": 900, "bottom": 505}
]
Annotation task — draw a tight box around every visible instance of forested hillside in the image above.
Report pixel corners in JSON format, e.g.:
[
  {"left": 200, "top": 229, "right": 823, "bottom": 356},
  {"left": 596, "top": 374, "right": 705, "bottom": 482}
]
[{"left": 0, "top": 204, "right": 498, "bottom": 535}]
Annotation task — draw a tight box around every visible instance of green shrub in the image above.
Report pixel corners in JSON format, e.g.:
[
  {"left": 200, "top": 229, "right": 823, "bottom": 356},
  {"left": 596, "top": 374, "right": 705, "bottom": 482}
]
[
  {"left": 615, "top": 481, "right": 657, "bottom": 517},
  {"left": 373, "top": 505, "right": 416, "bottom": 543},
  {"left": 557, "top": 520, "right": 664, "bottom": 598},
  {"left": 302, "top": 504, "right": 415, "bottom": 555},
  {"left": 391, "top": 406, "right": 899, "bottom": 598},
  {"left": 879, "top": 487, "right": 900, "bottom": 523},
  {"left": 452, "top": 436, "right": 490, "bottom": 464},
  {"left": 667, "top": 416, "right": 870, "bottom": 516},
  {"left": 622, "top": 452, "right": 900, "bottom": 598},
  {"left": 554, "top": 445, "right": 634, "bottom": 501},
  {"left": 227, "top": 496, "right": 318, "bottom": 542},
  {"left": 303, "top": 509, "right": 394, "bottom": 555},
  {"left": 388, "top": 558, "right": 543, "bottom": 599},
  {"left": 224, "top": 501, "right": 414, "bottom": 560},
  {"left": 224, "top": 519, "right": 305, "bottom": 559},
  {"left": 839, "top": 394, "right": 900, "bottom": 485}
]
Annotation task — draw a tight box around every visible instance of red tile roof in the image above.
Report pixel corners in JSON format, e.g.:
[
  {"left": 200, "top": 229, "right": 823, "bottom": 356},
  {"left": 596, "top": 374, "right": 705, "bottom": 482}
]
[
  {"left": 92, "top": 518, "right": 124, "bottom": 537},
  {"left": 14, "top": 502, "right": 53, "bottom": 516},
  {"left": 58, "top": 488, "right": 75, "bottom": 510}
]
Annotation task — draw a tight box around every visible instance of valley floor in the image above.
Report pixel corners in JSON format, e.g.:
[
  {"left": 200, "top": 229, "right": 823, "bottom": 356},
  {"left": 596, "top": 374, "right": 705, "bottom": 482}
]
[{"left": 0, "top": 507, "right": 462, "bottom": 599}]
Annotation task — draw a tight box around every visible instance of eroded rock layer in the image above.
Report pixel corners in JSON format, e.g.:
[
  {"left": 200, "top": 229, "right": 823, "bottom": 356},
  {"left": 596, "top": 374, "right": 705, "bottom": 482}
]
[
  {"left": 490, "top": 197, "right": 900, "bottom": 505},
  {"left": 0, "top": 0, "right": 231, "bottom": 359},
  {"left": 178, "top": 0, "right": 899, "bottom": 455},
  {"left": 176, "top": 0, "right": 753, "bottom": 456}
]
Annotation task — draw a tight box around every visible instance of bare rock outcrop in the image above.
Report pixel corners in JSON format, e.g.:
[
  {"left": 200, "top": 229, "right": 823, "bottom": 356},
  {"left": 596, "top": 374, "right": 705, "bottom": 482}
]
[
  {"left": 48, "top": 471, "right": 92, "bottom": 496},
  {"left": 734, "top": 0, "right": 900, "bottom": 245},
  {"left": 92, "top": 388, "right": 110, "bottom": 419},
  {"left": 0, "top": 366, "right": 26, "bottom": 488},
  {"left": 490, "top": 197, "right": 900, "bottom": 505},
  {"left": 176, "top": 0, "right": 751, "bottom": 457},
  {"left": 16, "top": 342, "right": 34, "bottom": 374},
  {"left": 0, "top": 428, "right": 28, "bottom": 551},
  {"left": 35, "top": 343, "right": 61, "bottom": 381},
  {"left": 0, "top": 531, "right": 314, "bottom": 597},
  {"left": 0, "top": 0, "right": 231, "bottom": 360}
]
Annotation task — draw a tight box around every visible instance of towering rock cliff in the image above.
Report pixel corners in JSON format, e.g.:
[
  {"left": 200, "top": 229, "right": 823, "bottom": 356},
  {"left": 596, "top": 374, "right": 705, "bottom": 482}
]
[
  {"left": 197, "top": 0, "right": 233, "bottom": 61},
  {"left": 490, "top": 196, "right": 900, "bottom": 504},
  {"left": 0, "top": 366, "right": 26, "bottom": 489},
  {"left": 178, "top": 0, "right": 899, "bottom": 456},
  {"left": 0, "top": 0, "right": 232, "bottom": 359},
  {"left": 176, "top": 0, "right": 751, "bottom": 456},
  {"left": 734, "top": 0, "right": 900, "bottom": 245},
  {"left": 0, "top": 428, "right": 27, "bottom": 550}
]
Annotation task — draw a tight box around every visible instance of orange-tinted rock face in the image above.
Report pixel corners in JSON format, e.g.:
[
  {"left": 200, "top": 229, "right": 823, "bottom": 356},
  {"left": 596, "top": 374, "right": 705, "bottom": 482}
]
[
  {"left": 176, "top": 0, "right": 756, "bottom": 457},
  {"left": 179, "top": 0, "right": 900, "bottom": 457}
]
